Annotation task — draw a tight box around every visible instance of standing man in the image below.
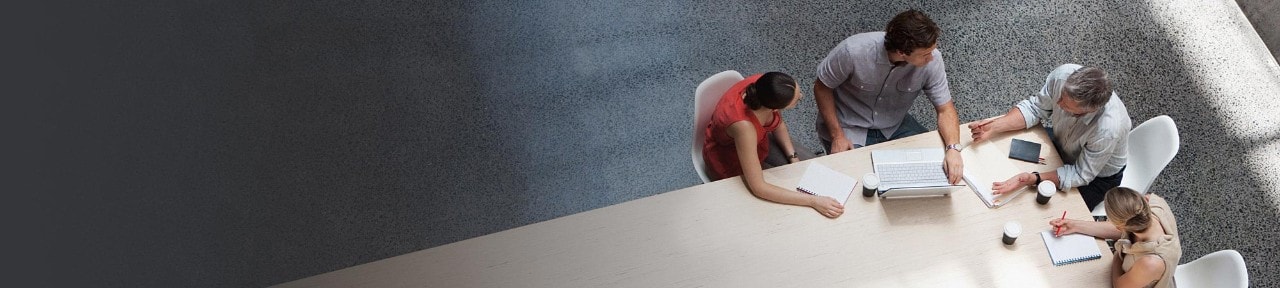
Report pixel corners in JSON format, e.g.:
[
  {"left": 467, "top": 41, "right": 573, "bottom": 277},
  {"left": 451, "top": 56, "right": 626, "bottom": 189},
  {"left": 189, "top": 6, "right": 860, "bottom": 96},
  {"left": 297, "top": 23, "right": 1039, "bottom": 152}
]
[
  {"left": 970, "top": 64, "right": 1131, "bottom": 210},
  {"left": 814, "top": 9, "right": 964, "bottom": 184}
]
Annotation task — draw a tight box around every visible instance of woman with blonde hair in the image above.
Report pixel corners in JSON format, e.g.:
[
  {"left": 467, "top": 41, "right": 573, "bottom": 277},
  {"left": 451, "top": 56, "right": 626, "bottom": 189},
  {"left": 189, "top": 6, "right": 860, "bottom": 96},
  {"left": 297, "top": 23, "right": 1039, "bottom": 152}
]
[{"left": 1049, "top": 187, "right": 1182, "bottom": 288}]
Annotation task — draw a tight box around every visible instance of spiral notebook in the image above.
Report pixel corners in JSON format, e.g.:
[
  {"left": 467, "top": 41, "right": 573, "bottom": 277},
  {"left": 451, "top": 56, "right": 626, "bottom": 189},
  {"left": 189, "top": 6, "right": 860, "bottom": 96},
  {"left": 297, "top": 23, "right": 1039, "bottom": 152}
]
[
  {"left": 795, "top": 162, "right": 857, "bottom": 205},
  {"left": 1040, "top": 231, "right": 1103, "bottom": 266}
]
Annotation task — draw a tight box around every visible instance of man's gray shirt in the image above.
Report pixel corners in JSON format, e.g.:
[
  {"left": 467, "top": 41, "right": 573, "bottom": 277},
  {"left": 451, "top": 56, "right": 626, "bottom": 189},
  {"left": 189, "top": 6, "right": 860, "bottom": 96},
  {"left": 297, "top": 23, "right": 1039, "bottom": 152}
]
[
  {"left": 816, "top": 32, "right": 952, "bottom": 146},
  {"left": 1016, "top": 64, "right": 1131, "bottom": 190}
]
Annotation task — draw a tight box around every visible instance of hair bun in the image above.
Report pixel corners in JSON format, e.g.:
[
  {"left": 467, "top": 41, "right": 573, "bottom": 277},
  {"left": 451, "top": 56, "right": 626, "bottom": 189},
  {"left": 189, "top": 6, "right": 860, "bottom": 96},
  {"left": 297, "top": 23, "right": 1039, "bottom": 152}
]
[{"left": 742, "top": 84, "right": 761, "bottom": 108}]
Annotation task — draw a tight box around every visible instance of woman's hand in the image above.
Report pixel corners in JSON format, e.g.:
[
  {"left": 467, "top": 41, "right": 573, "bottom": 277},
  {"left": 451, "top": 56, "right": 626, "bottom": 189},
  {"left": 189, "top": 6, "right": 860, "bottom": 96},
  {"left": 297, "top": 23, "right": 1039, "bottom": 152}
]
[
  {"left": 992, "top": 172, "right": 1032, "bottom": 195},
  {"left": 1050, "top": 218, "right": 1083, "bottom": 237},
  {"left": 810, "top": 196, "right": 844, "bottom": 218}
]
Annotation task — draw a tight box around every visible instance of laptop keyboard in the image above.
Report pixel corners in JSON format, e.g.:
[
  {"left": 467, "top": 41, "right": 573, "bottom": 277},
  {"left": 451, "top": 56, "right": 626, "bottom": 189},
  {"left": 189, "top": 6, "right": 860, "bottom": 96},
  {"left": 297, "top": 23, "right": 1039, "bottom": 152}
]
[{"left": 875, "top": 162, "right": 948, "bottom": 187}]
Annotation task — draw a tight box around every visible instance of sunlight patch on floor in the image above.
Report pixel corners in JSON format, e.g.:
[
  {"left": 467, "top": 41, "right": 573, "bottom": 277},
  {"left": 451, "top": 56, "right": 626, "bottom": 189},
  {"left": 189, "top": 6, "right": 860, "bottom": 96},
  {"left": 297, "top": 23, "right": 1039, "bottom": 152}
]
[
  {"left": 1144, "top": 0, "right": 1280, "bottom": 210},
  {"left": 1143, "top": 0, "right": 1280, "bottom": 140}
]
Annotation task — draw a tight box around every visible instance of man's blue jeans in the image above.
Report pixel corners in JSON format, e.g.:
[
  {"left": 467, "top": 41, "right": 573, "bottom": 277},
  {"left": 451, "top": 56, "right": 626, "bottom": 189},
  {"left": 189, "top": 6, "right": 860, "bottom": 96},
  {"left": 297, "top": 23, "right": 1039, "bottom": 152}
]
[
  {"left": 822, "top": 114, "right": 929, "bottom": 152},
  {"left": 863, "top": 114, "right": 928, "bottom": 147}
]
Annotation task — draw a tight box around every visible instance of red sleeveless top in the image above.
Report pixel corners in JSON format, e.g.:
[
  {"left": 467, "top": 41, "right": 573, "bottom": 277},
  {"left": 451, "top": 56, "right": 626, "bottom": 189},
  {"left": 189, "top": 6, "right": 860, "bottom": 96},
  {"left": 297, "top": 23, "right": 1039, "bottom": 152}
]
[{"left": 703, "top": 74, "right": 781, "bottom": 180}]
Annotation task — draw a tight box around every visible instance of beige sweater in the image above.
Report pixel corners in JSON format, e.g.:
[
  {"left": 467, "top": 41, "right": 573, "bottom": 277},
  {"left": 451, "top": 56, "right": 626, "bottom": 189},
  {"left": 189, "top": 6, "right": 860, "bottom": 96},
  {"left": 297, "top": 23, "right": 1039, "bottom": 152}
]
[{"left": 1117, "top": 195, "right": 1182, "bottom": 288}]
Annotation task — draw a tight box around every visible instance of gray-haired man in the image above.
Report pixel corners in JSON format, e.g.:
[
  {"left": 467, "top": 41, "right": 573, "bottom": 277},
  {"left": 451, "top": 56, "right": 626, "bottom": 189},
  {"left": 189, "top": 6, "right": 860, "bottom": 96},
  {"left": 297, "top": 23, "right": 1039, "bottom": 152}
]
[{"left": 969, "top": 64, "right": 1132, "bottom": 210}]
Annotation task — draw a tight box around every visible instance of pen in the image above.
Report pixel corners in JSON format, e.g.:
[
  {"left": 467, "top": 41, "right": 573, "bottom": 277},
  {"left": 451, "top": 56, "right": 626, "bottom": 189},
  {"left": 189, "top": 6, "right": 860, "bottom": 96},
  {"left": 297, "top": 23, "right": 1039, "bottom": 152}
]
[{"left": 1054, "top": 210, "right": 1067, "bottom": 235}]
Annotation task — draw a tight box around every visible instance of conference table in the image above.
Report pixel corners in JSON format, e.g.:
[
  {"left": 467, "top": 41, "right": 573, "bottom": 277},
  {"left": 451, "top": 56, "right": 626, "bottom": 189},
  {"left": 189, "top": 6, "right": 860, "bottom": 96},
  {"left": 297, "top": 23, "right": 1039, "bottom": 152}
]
[{"left": 278, "top": 124, "right": 1112, "bottom": 287}]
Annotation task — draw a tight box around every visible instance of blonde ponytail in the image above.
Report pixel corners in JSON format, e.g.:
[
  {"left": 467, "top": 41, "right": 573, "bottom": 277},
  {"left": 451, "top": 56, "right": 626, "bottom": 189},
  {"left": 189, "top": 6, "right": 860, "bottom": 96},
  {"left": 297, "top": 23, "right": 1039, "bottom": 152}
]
[{"left": 1104, "top": 187, "right": 1152, "bottom": 232}]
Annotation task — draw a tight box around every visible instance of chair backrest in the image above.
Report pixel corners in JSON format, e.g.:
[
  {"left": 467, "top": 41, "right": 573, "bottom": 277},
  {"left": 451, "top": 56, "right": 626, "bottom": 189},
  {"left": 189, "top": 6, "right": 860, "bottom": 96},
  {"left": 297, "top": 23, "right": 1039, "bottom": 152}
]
[
  {"left": 692, "top": 70, "right": 744, "bottom": 183},
  {"left": 1120, "top": 115, "right": 1180, "bottom": 194},
  {"left": 1175, "top": 249, "right": 1248, "bottom": 288}
]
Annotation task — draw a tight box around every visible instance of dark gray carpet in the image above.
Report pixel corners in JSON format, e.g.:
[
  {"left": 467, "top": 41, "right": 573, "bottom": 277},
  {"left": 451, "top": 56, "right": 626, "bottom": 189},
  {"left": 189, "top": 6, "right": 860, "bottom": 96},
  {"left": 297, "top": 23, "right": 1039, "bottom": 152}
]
[{"left": 18, "top": 0, "right": 1280, "bottom": 287}]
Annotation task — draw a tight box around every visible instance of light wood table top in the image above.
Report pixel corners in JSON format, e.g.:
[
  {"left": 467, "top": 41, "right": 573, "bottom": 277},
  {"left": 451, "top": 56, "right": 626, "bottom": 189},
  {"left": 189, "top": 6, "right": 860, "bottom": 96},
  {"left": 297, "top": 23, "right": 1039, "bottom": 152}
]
[{"left": 278, "top": 124, "right": 1111, "bottom": 288}]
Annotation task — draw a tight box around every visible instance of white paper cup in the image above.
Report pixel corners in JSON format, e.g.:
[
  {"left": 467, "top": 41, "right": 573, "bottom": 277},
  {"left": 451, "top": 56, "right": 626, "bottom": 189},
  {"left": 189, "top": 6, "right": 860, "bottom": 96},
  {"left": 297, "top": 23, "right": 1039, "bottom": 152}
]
[
  {"left": 862, "top": 173, "right": 880, "bottom": 197},
  {"left": 1036, "top": 181, "right": 1056, "bottom": 205},
  {"left": 1002, "top": 221, "right": 1022, "bottom": 245}
]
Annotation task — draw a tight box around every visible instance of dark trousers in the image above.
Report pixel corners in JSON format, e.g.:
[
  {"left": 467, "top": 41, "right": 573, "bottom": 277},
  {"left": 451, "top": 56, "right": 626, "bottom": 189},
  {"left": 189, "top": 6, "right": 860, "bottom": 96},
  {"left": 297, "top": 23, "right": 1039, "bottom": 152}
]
[
  {"left": 1079, "top": 167, "right": 1124, "bottom": 210},
  {"left": 820, "top": 114, "right": 928, "bottom": 152},
  {"left": 761, "top": 132, "right": 816, "bottom": 169}
]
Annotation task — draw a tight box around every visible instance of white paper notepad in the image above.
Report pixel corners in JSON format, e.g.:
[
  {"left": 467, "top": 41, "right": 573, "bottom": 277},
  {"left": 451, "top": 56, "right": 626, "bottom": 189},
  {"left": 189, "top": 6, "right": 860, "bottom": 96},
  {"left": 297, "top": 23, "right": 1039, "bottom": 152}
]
[
  {"left": 961, "top": 140, "right": 1028, "bottom": 208},
  {"left": 795, "top": 162, "right": 857, "bottom": 205},
  {"left": 1040, "top": 231, "right": 1103, "bottom": 266}
]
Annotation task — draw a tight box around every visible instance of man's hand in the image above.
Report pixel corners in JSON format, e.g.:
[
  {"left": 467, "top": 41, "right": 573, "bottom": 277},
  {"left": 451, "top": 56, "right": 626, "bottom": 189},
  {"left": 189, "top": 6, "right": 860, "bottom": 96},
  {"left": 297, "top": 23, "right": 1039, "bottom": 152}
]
[
  {"left": 829, "top": 137, "right": 854, "bottom": 154},
  {"left": 992, "top": 172, "right": 1033, "bottom": 195},
  {"left": 943, "top": 149, "right": 963, "bottom": 184},
  {"left": 968, "top": 118, "right": 998, "bottom": 143}
]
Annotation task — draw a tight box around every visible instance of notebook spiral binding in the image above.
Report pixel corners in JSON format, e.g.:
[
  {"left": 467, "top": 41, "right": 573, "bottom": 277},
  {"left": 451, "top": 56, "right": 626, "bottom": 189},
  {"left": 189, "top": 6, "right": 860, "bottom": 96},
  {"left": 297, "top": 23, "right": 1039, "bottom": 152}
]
[{"left": 1054, "top": 254, "right": 1102, "bottom": 266}]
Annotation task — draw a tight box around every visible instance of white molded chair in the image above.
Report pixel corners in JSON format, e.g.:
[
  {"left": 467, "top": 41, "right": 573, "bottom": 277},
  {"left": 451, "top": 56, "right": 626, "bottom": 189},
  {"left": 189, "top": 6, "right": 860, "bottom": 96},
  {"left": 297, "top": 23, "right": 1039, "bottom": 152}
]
[
  {"left": 1093, "top": 115, "right": 1180, "bottom": 218},
  {"left": 691, "top": 70, "right": 744, "bottom": 183},
  {"left": 1175, "top": 250, "right": 1249, "bottom": 288}
]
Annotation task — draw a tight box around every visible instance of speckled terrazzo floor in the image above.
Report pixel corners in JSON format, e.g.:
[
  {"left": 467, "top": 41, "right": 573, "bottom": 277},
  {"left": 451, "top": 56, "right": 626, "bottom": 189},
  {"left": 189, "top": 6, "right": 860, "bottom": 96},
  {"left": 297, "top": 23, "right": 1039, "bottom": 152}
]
[{"left": 23, "top": 0, "right": 1280, "bottom": 287}]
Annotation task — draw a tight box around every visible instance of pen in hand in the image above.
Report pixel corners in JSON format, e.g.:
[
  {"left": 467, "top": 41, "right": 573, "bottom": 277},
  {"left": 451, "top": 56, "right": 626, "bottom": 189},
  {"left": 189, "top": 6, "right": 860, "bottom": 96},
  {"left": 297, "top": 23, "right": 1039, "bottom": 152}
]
[{"left": 1054, "top": 211, "right": 1067, "bottom": 236}]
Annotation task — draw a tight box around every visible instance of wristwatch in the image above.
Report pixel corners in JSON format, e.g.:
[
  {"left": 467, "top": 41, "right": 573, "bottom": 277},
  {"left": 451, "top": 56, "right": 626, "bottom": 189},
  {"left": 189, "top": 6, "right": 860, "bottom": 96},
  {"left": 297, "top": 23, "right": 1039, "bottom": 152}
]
[
  {"left": 945, "top": 143, "right": 962, "bottom": 152},
  {"left": 1032, "top": 171, "right": 1042, "bottom": 184}
]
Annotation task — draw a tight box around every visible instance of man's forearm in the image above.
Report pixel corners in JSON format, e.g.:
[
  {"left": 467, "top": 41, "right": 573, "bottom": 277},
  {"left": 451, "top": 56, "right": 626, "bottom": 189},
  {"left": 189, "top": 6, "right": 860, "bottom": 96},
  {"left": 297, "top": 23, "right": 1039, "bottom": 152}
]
[
  {"left": 998, "top": 106, "right": 1029, "bottom": 132},
  {"left": 936, "top": 102, "right": 960, "bottom": 145},
  {"left": 813, "top": 79, "right": 844, "bottom": 138}
]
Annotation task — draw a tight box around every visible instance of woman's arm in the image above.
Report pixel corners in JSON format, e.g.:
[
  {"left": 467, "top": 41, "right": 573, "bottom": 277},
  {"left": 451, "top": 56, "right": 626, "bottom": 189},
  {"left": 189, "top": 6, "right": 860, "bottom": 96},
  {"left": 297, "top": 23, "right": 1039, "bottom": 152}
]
[
  {"left": 1049, "top": 218, "right": 1124, "bottom": 239},
  {"left": 727, "top": 122, "right": 843, "bottom": 218}
]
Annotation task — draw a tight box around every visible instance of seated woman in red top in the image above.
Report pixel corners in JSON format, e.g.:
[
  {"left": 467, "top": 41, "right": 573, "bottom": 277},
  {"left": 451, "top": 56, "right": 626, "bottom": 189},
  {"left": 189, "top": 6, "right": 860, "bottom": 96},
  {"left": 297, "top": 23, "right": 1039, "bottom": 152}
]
[{"left": 703, "top": 72, "right": 839, "bottom": 218}]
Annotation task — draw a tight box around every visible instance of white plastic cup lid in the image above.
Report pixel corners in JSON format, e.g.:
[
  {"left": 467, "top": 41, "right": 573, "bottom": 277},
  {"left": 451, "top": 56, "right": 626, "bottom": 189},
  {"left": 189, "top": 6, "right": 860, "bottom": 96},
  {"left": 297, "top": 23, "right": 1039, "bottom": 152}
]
[
  {"left": 1004, "top": 221, "right": 1022, "bottom": 237},
  {"left": 1037, "top": 181, "right": 1056, "bottom": 196},
  {"left": 863, "top": 173, "right": 879, "bottom": 188}
]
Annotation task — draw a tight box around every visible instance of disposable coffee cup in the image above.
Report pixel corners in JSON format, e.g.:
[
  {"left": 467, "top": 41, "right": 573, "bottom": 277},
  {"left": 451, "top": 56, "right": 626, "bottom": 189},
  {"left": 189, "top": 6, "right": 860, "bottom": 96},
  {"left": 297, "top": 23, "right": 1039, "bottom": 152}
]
[
  {"left": 862, "top": 173, "right": 880, "bottom": 197},
  {"left": 1002, "top": 221, "right": 1022, "bottom": 245},
  {"left": 1036, "top": 181, "right": 1056, "bottom": 205}
]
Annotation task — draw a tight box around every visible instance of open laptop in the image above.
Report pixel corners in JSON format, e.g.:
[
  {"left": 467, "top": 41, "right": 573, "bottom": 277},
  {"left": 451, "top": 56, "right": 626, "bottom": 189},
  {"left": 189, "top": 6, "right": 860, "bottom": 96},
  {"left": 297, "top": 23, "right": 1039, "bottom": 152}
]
[{"left": 870, "top": 148, "right": 956, "bottom": 198}]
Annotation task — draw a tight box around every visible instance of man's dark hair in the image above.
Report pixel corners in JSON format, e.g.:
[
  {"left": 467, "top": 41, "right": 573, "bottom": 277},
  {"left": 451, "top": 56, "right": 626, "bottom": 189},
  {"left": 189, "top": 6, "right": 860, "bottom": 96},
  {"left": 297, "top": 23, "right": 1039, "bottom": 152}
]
[
  {"left": 883, "top": 9, "right": 941, "bottom": 55},
  {"left": 743, "top": 72, "right": 797, "bottom": 110}
]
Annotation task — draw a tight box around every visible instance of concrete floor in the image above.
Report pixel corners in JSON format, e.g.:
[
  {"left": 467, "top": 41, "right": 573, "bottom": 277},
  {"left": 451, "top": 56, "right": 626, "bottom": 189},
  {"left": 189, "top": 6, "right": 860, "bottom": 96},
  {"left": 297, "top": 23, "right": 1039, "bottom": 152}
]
[{"left": 1236, "top": 0, "right": 1280, "bottom": 61}]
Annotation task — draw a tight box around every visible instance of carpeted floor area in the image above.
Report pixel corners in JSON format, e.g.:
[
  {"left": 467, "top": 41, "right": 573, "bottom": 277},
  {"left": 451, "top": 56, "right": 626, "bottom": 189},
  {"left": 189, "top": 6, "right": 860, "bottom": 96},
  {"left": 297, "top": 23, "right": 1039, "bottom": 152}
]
[{"left": 22, "top": 0, "right": 1280, "bottom": 287}]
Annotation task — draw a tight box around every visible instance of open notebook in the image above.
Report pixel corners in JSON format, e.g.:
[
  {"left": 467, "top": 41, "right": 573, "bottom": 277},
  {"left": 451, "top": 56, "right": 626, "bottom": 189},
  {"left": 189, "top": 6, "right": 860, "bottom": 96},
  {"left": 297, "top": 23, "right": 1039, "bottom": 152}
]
[
  {"left": 795, "top": 162, "right": 857, "bottom": 205},
  {"left": 960, "top": 140, "right": 1030, "bottom": 208},
  {"left": 1040, "top": 231, "right": 1103, "bottom": 266}
]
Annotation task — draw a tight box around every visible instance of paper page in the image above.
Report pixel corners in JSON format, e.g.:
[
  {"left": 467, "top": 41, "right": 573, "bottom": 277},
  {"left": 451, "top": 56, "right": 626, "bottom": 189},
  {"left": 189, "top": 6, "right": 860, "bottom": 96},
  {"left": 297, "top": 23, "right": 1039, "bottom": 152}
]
[
  {"left": 1040, "top": 231, "right": 1103, "bottom": 266},
  {"left": 960, "top": 140, "right": 1029, "bottom": 207},
  {"left": 795, "top": 162, "right": 858, "bottom": 205}
]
